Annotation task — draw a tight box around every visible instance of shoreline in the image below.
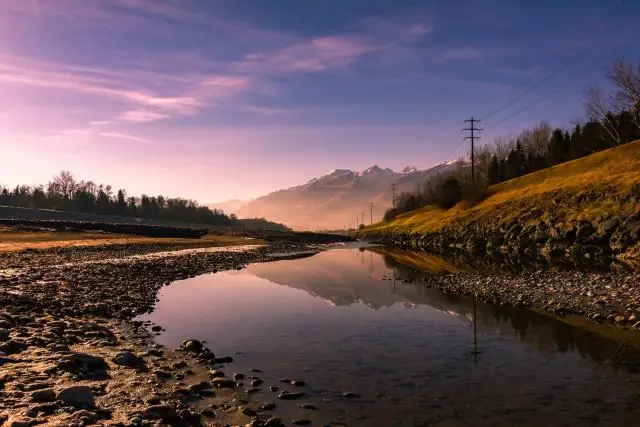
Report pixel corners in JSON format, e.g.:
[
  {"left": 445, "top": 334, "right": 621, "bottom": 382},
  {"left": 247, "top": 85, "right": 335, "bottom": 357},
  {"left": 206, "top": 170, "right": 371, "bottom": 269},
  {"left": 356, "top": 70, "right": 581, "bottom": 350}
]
[
  {"left": 1, "top": 239, "right": 639, "bottom": 426},
  {"left": 0, "top": 240, "right": 347, "bottom": 426}
]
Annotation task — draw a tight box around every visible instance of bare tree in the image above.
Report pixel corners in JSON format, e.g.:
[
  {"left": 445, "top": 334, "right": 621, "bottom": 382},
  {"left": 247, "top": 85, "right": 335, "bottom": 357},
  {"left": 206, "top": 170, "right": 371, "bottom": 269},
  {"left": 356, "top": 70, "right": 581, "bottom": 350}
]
[
  {"left": 492, "top": 134, "right": 517, "bottom": 160},
  {"left": 607, "top": 58, "right": 640, "bottom": 126},
  {"left": 520, "top": 121, "right": 552, "bottom": 156},
  {"left": 585, "top": 87, "right": 622, "bottom": 145}
]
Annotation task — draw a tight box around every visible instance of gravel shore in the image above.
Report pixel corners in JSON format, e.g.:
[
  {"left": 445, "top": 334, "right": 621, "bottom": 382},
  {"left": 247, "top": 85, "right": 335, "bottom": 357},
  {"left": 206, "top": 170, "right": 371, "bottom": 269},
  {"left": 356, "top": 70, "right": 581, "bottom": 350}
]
[
  {"left": 0, "top": 242, "right": 337, "bottom": 427},
  {"left": 1, "top": 240, "right": 639, "bottom": 426}
]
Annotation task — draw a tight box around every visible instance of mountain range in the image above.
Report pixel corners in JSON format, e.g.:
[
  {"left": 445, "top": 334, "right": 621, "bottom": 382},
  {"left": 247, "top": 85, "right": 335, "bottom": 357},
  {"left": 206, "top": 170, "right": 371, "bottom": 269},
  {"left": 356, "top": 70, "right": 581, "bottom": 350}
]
[{"left": 209, "top": 161, "right": 459, "bottom": 230}]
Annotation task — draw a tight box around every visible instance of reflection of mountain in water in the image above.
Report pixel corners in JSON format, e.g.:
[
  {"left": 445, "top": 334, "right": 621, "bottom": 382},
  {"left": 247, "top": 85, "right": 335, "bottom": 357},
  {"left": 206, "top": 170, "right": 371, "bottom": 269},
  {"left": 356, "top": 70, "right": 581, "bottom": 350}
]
[{"left": 247, "top": 247, "right": 640, "bottom": 372}]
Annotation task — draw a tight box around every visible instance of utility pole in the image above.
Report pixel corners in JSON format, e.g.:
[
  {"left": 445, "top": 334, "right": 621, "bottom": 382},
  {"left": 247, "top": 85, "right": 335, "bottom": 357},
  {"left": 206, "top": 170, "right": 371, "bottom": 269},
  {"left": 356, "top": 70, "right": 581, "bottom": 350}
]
[
  {"left": 361, "top": 211, "right": 365, "bottom": 227},
  {"left": 370, "top": 202, "right": 374, "bottom": 225},
  {"left": 463, "top": 117, "right": 482, "bottom": 183},
  {"left": 391, "top": 184, "right": 397, "bottom": 209}
]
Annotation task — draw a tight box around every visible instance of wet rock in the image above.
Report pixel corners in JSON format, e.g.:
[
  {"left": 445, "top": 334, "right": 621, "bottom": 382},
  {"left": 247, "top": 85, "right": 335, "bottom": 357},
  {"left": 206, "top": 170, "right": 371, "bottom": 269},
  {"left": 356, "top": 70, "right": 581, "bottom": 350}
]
[
  {"left": 212, "top": 378, "right": 236, "bottom": 388},
  {"left": 58, "top": 385, "right": 95, "bottom": 407},
  {"left": 233, "top": 372, "right": 245, "bottom": 380},
  {"left": 209, "top": 369, "right": 225, "bottom": 378},
  {"left": 299, "top": 403, "right": 317, "bottom": 410},
  {"left": 278, "top": 391, "right": 305, "bottom": 400},
  {"left": 188, "top": 381, "right": 211, "bottom": 392},
  {"left": 31, "top": 388, "right": 56, "bottom": 402},
  {"left": 181, "top": 339, "right": 204, "bottom": 353},
  {"left": 292, "top": 420, "right": 311, "bottom": 425},
  {"left": 251, "top": 379, "right": 263, "bottom": 387},
  {"left": 265, "top": 417, "right": 285, "bottom": 427},
  {"left": 259, "top": 402, "right": 276, "bottom": 411},
  {"left": 0, "top": 328, "right": 9, "bottom": 341},
  {"left": 290, "top": 380, "right": 305, "bottom": 387},
  {"left": 112, "top": 351, "right": 146, "bottom": 370},
  {"left": 240, "top": 407, "right": 257, "bottom": 416},
  {"left": 0, "top": 356, "right": 17, "bottom": 365},
  {"left": 343, "top": 392, "right": 355, "bottom": 398},
  {"left": 615, "top": 315, "right": 626, "bottom": 324}
]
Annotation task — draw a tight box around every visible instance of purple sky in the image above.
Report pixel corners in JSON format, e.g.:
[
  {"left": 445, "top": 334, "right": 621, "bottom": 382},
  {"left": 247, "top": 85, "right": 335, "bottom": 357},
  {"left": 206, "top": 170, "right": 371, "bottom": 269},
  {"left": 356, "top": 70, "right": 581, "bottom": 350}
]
[{"left": 1, "top": 0, "right": 638, "bottom": 203}]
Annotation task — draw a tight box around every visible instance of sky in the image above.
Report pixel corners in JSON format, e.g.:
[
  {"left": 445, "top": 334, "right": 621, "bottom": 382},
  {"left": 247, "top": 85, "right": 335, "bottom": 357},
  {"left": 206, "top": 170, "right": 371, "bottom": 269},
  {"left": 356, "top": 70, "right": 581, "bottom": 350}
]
[{"left": 1, "top": 0, "right": 639, "bottom": 203}]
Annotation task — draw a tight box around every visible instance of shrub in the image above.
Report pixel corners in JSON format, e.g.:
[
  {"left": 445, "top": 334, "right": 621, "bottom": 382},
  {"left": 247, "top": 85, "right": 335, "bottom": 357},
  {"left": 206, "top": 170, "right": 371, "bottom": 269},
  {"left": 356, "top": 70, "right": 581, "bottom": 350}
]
[{"left": 435, "top": 178, "right": 462, "bottom": 209}]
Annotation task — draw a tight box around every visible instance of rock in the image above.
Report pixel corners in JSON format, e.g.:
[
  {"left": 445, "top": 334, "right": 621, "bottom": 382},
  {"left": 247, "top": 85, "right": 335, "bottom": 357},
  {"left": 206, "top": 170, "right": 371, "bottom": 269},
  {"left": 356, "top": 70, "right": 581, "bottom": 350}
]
[
  {"left": 154, "top": 370, "right": 172, "bottom": 379},
  {"left": 292, "top": 420, "right": 311, "bottom": 425},
  {"left": 188, "top": 381, "right": 211, "bottom": 392},
  {"left": 233, "top": 373, "right": 245, "bottom": 380},
  {"left": 143, "top": 404, "right": 179, "bottom": 421},
  {"left": 278, "top": 391, "right": 305, "bottom": 400},
  {"left": 265, "top": 417, "right": 285, "bottom": 427},
  {"left": 251, "top": 379, "right": 263, "bottom": 387},
  {"left": 0, "top": 328, "right": 9, "bottom": 341},
  {"left": 343, "top": 391, "right": 355, "bottom": 398},
  {"left": 151, "top": 325, "right": 163, "bottom": 332},
  {"left": 615, "top": 315, "right": 626, "bottom": 324},
  {"left": 57, "top": 352, "right": 109, "bottom": 374},
  {"left": 212, "top": 378, "right": 236, "bottom": 388},
  {"left": 209, "top": 369, "right": 225, "bottom": 378},
  {"left": 0, "top": 340, "right": 27, "bottom": 355},
  {"left": 112, "top": 351, "right": 146, "bottom": 369},
  {"left": 0, "top": 356, "right": 17, "bottom": 365},
  {"left": 240, "top": 407, "right": 257, "bottom": 416},
  {"left": 181, "top": 339, "right": 204, "bottom": 353},
  {"left": 31, "top": 388, "right": 56, "bottom": 402},
  {"left": 299, "top": 403, "right": 317, "bottom": 410},
  {"left": 259, "top": 402, "right": 277, "bottom": 411},
  {"left": 592, "top": 313, "right": 603, "bottom": 322},
  {"left": 58, "top": 385, "right": 95, "bottom": 407},
  {"left": 290, "top": 380, "right": 305, "bottom": 387}
]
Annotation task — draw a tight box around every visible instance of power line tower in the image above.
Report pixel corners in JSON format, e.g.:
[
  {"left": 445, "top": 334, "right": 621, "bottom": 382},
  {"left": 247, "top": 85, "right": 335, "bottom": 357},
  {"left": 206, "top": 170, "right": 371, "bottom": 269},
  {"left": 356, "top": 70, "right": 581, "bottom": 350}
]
[
  {"left": 361, "top": 211, "right": 365, "bottom": 226},
  {"left": 463, "top": 117, "right": 482, "bottom": 183},
  {"left": 391, "top": 184, "right": 398, "bottom": 209},
  {"left": 370, "top": 202, "right": 374, "bottom": 225}
]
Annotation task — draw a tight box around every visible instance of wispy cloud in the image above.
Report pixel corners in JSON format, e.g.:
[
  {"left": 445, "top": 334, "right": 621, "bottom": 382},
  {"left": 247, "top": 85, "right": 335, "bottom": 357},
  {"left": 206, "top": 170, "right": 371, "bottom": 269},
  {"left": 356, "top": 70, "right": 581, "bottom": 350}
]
[{"left": 99, "top": 132, "right": 151, "bottom": 142}]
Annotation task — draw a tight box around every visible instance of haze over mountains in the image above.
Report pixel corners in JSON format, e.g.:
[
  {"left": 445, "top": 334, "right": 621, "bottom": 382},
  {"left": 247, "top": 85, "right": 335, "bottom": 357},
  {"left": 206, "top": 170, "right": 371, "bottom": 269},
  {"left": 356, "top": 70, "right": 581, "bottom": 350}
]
[{"left": 210, "top": 161, "right": 459, "bottom": 230}]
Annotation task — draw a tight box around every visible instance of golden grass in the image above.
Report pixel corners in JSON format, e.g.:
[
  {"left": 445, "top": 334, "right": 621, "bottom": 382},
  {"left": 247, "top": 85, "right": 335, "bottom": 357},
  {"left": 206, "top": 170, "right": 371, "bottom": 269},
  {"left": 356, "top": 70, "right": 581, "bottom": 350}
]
[
  {"left": 361, "top": 140, "right": 640, "bottom": 236},
  {"left": 370, "top": 246, "right": 477, "bottom": 274},
  {"left": 0, "top": 227, "right": 265, "bottom": 252}
]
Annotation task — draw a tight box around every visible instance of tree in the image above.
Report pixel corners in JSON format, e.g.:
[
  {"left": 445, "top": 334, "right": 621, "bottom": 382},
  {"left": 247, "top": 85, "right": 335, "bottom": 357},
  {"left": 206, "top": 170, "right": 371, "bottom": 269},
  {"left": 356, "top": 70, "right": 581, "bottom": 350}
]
[
  {"left": 435, "top": 178, "right": 462, "bottom": 209},
  {"left": 608, "top": 58, "right": 640, "bottom": 127},
  {"left": 487, "top": 155, "right": 501, "bottom": 185},
  {"left": 115, "top": 189, "right": 127, "bottom": 215},
  {"left": 585, "top": 87, "right": 622, "bottom": 146}
]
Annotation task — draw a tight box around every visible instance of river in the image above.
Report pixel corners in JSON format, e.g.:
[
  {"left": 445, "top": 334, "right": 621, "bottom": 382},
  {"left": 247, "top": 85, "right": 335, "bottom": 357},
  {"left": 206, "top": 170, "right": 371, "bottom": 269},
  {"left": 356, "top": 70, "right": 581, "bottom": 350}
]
[{"left": 139, "top": 244, "right": 640, "bottom": 426}]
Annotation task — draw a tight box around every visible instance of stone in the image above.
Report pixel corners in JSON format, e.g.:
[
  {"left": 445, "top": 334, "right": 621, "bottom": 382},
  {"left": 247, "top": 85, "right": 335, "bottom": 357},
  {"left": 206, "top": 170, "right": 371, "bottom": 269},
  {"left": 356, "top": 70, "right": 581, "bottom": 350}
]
[
  {"left": 31, "top": 388, "right": 56, "bottom": 402},
  {"left": 212, "top": 378, "right": 236, "bottom": 388},
  {"left": 343, "top": 391, "right": 355, "bottom": 398},
  {"left": 251, "top": 379, "right": 263, "bottom": 387},
  {"left": 188, "top": 381, "right": 211, "bottom": 392},
  {"left": 259, "top": 402, "right": 276, "bottom": 411},
  {"left": 181, "top": 339, "right": 204, "bottom": 353},
  {"left": 615, "top": 315, "right": 626, "bottom": 324},
  {"left": 278, "top": 391, "right": 305, "bottom": 400},
  {"left": 112, "top": 351, "right": 146, "bottom": 369},
  {"left": 0, "top": 340, "right": 27, "bottom": 355},
  {"left": 265, "top": 417, "right": 285, "bottom": 427},
  {"left": 58, "top": 385, "right": 95, "bottom": 407},
  {"left": 0, "top": 328, "right": 9, "bottom": 341},
  {"left": 233, "top": 373, "right": 245, "bottom": 380},
  {"left": 143, "top": 404, "right": 179, "bottom": 421},
  {"left": 290, "top": 380, "right": 305, "bottom": 387},
  {"left": 154, "top": 370, "right": 172, "bottom": 379},
  {"left": 292, "top": 420, "right": 311, "bottom": 425},
  {"left": 299, "top": 403, "right": 317, "bottom": 410},
  {"left": 0, "top": 356, "right": 17, "bottom": 366},
  {"left": 57, "top": 353, "right": 109, "bottom": 374},
  {"left": 209, "top": 369, "right": 225, "bottom": 378}
]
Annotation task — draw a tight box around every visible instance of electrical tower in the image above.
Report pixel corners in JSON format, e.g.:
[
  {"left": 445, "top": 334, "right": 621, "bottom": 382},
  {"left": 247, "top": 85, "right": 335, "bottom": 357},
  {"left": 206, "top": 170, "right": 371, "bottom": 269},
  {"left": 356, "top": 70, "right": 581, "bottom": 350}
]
[
  {"left": 391, "top": 184, "right": 397, "bottom": 209},
  {"left": 370, "top": 202, "right": 374, "bottom": 225},
  {"left": 361, "top": 211, "right": 365, "bottom": 226},
  {"left": 463, "top": 117, "right": 482, "bottom": 183}
]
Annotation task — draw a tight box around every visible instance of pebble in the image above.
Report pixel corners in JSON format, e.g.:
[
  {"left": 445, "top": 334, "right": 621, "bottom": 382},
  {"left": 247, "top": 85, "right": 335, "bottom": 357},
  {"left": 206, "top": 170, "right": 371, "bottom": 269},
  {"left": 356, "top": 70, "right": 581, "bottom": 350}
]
[
  {"left": 212, "top": 378, "right": 236, "bottom": 388},
  {"left": 58, "top": 385, "right": 95, "bottom": 407},
  {"left": 278, "top": 391, "right": 305, "bottom": 400},
  {"left": 30, "top": 388, "right": 56, "bottom": 402}
]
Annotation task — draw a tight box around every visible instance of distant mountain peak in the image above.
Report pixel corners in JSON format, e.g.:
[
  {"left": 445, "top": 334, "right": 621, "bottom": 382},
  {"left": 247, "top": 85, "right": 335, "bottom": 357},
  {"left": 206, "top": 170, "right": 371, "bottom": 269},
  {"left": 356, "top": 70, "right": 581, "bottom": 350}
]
[
  {"left": 323, "top": 168, "right": 351, "bottom": 177},
  {"left": 399, "top": 165, "right": 418, "bottom": 174}
]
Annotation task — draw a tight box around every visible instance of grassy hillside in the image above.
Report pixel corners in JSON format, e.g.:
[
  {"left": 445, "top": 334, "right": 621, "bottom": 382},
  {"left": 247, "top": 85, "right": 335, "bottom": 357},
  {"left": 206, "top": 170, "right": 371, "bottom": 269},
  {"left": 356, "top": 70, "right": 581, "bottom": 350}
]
[{"left": 361, "top": 140, "right": 640, "bottom": 236}]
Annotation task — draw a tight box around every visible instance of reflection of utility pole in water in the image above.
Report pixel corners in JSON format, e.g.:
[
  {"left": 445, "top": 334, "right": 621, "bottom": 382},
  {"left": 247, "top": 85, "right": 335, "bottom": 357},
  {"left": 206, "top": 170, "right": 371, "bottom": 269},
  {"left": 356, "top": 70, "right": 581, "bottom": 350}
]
[
  {"left": 472, "top": 298, "right": 479, "bottom": 364},
  {"left": 391, "top": 267, "right": 397, "bottom": 293},
  {"left": 369, "top": 251, "right": 373, "bottom": 275}
]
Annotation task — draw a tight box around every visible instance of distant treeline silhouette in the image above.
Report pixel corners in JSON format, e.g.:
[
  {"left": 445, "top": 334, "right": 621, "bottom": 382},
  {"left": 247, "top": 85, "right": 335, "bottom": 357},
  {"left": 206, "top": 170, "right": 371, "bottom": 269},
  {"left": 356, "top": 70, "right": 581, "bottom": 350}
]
[
  {"left": 0, "top": 171, "right": 290, "bottom": 230},
  {"left": 385, "top": 58, "right": 640, "bottom": 220}
]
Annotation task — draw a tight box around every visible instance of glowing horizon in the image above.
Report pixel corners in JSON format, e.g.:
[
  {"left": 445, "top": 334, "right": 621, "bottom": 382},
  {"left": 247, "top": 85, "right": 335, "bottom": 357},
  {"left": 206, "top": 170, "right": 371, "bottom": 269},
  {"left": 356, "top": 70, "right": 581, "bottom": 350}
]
[{"left": 1, "top": 0, "right": 637, "bottom": 203}]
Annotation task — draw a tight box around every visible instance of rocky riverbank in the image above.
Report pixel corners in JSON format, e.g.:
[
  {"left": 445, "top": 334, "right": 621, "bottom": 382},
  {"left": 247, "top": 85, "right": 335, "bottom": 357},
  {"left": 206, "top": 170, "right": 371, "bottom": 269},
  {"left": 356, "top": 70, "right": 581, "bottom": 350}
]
[
  {"left": 367, "top": 210, "right": 640, "bottom": 269},
  {"left": 0, "top": 241, "right": 348, "bottom": 426}
]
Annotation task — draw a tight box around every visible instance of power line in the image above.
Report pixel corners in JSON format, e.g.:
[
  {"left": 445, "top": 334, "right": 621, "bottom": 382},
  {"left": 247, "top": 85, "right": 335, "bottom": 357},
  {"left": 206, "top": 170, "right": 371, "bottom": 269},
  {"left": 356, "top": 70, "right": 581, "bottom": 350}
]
[
  {"left": 484, "top": 27, "right": 640, "bottom": 132},
  {"left": 481, "top": 0, "right": 626, "bottom": 123}
]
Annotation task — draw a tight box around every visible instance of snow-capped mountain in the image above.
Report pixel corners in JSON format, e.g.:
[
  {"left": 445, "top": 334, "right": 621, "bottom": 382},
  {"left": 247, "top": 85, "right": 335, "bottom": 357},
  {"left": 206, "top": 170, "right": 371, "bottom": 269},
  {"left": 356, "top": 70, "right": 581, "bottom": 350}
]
[{"left": 234, "top": 160, "right": 461, "bottom": 230}]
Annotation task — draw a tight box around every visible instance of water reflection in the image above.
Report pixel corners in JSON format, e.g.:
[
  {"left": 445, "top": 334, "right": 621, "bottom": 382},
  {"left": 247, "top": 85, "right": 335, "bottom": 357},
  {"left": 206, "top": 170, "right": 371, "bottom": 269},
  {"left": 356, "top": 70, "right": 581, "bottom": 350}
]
[
  {"left": 142, "top": 247, "right": 640, "bottom": 426},
  {"left": 247, "top": 247, "right": 640, "bottom": 371}
]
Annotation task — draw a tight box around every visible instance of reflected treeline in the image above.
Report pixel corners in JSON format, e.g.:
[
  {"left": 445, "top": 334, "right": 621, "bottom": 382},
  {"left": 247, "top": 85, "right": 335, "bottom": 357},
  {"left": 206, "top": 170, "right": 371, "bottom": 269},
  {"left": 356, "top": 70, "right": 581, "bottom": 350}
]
[
  {"left": 249, "top": 247, "right": 640, "bottom": 372},
  {"left": 372, "top": 245, "right": 637, "bottom": 275}
]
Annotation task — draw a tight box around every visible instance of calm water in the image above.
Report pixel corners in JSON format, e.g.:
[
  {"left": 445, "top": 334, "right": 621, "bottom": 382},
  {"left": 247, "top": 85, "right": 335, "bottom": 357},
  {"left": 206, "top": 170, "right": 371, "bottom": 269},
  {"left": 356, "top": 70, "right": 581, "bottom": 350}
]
[{"left": 141, "top": 246, "right": 640, "bottom": 426}]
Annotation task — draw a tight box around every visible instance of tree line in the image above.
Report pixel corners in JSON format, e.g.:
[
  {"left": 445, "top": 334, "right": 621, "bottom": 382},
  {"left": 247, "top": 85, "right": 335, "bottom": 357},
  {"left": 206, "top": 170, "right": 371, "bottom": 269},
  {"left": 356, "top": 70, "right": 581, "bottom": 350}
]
[
  {"left": 0, "top": 171, "right": 293, "bottom": 230},
  {"left": 385, "top": 58, "right": 640, "bottom": 221}
]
